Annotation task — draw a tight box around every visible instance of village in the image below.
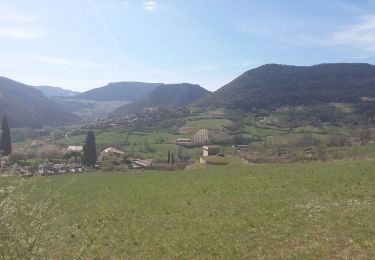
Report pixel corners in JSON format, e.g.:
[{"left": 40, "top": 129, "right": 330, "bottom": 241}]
[
  {"left": 0, "top": 134, "right": 239, "bottom": 177},
  {"left": 86, "top": 107, "right": 160, "bottom": 129}
]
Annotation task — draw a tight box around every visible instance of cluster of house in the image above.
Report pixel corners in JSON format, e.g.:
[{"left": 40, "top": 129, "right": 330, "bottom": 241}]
[
  {"left": 87, "top": 114, "right": 139, "bottom": 129},
  {"left": 37, "top": 145, "right": 154, "bottom": 176},
  {"left": 100, "top": 146, "right": 153, "bottom": 169},
  {"left": 38, "top": 163, "right": 88, "bottom": 176},
  {"left": 87, "top": 107, "right": 161, "bottom": 129}
]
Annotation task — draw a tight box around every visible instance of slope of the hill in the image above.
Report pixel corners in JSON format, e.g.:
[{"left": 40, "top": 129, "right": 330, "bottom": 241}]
[
  {"left": 73, "top": 82, "right": 161, "bottom": 101},
  {"left": 199, "top": 63, "right": 375, "bottom": 111},
  {"left": 0, "top": 77, "right": 79, "bottom": 128},
  {"left": 112, "top": 83, "right": 211, "bottom": 114},
  {"left": 34, "top": 86, "right": 79, "bottom": 97}
]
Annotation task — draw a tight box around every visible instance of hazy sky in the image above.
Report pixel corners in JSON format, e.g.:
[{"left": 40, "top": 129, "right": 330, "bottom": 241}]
[{"left": 1, "top": 0, "right": 375, "bottom": 91}]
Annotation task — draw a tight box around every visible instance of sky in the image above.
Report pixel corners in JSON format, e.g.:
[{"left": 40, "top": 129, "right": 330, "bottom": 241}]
[{"left": 1, "top": 0, "right": 375, "bottom": 91}]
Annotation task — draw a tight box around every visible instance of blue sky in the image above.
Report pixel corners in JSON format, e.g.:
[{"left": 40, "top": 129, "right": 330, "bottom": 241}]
[{"left": 1, "top": 0, "right": 375, "bottom": 91}]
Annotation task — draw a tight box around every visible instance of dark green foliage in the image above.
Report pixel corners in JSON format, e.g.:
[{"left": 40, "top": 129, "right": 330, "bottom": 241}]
[
  {"left": 201, "top": 63, "right": 375, "bottom": 111},
  {"left": 0, "top": 76, "right": 79, "bottom": 128},
  {"left": 167, "top": 150, "right": 171, "bottom": 163},
  {"left": 177, "top": 147, "right": 190, "bottom": 163},
  {"left": 232, "top": 134, "right": 250, "bottom": 145},
  {"left": 171, "top": 153, "right": 174, "bottom": 165},
  {"left": 354, "top": 101, "right": 375, "bottom": 124},
  {"left": 296, "top": 135, "right": 319, "bottom": 147},
  {"left": 281, "top": 105, "right": 346, "bottom": 127},
  {"left": 64, "top": 151, "right": 81, "bottom": 164},
  {"left": 0, "top": 115, "right": 11, "bottom": 155},
  {"left": 82, "top": 131, "right": 97, "bottom": 167},
  {"left": 149, "top": 84, "right": 210, "bottom": 107}
]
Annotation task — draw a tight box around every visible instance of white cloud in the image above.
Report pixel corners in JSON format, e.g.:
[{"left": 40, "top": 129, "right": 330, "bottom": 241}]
[
  {"left": 319, "top": 15, "right": 375, "bottom": 52},
  {"left": 143, "top": 1, "right": 157, "bottom": 11},
  {"left": 0, "top": 7, "right": 38, "bottom": 23},
  {"left": 0, "top": 7, "right": 41, "bottom": 39},
  {"left": 0, "top": 27, "right": 41, "bottom": 39},
  {"left": 35, "top": 56, "right": 114, "bottom": 69}
]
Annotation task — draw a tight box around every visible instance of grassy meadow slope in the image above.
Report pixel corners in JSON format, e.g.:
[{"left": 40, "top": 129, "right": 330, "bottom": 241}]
[{"left": 3, "top": 160, "right": 375, "bottom": 258}]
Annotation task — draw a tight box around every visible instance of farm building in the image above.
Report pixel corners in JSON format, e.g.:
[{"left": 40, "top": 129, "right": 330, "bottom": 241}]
[
  {"left": 232, "top": 144, "right": 249, "bottom": 150},
  {"left": 131, "top": 159, "right": 153, "bottom": 169},
  {"left": 67, "top": 146, "right": 83, "bottom": 152},
  {"left": 176, "top": 138, "right": 191, "bottom": 146},
  {"left": 200, "top": 146, "right": 228, "bottom": 165},
  {"left": 102, "top": 147, "right": 125, "bottom": 156},
  {"left": 202, "top": 146, "right": 220, "bottom": 157}
]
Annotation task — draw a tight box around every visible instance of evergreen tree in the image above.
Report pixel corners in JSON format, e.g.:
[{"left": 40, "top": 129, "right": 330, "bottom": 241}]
[
  {"left": 171, "top": 152, "right": 174, "bottom": 165},
  {"left": 167, "top": 150, "right": 171, "bottom": 163},
  {"left": 0, "top": 115, "right": 11, "bottom": 155},
  {"left": 82, "top": 131, "right": 97, "bottom": 167}
]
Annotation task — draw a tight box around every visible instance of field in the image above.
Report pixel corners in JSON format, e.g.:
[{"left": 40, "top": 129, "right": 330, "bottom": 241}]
[
  {"left": 2, "top": 159, "right": 375, "bottom": 258},
  {"left": 184, "top": 118, "right": 232, "bottom": 130}
]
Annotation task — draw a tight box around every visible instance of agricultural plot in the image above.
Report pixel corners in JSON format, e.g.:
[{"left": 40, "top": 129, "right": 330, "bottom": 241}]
[
  {"left": 2, "top": 160, "right": 375, "bottom": 259},
  {"left": 192, "top": 129, "right": 209, "bottom": 144},
  {"left": 184, "top": 118, "right": 232, "bottom": 130}
]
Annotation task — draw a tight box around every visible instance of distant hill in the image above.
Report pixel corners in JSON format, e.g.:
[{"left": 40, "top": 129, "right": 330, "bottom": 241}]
[
  {"left": 34, "top": 85, "right": 79, "bottom": 97},
  {"left": 74, "top": 82, "right": 161, "bottom": 101},
  {"left": 113, "top": 83, "right": 211, "bottom": 114},
  {"left": 0, "top": 77, "right": 80, "bottom": 128},
  {"left": 199, "top": 63, "right": 375, "bottom": 111}
]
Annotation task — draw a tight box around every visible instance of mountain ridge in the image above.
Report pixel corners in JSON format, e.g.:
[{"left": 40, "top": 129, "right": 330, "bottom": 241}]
[
  {"left": 34, "top": 85, "right": 79, "bottom": 97},
  {"left": 73, "top": 82, "right": 162, "bottom": 101},
  {"left": 0, "top": 76, "right": 80, "bottom": 128},
  {"left": 113, "top": 83, "right": 211, "bottom": 114},
  {"left": 198, "top": 63, "right": 375, "bottom": 111}
]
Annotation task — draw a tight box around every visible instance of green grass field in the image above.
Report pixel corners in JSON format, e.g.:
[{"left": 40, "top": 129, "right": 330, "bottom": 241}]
[
  {"left": 3, "top": 159, "right": 375, "bottom": 258},
  {"left": 185, "top": 118, "right": 232, "bottom": 130}
]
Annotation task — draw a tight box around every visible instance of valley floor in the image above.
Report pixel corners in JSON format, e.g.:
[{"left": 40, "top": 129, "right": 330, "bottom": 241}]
[{"left": 2, "top": 159, "right": 375, "bottom": 259}]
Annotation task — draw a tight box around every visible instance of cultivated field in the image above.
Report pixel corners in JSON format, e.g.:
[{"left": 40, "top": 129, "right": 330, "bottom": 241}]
[{"left": 2, "top": 159, "right": 375, "bottom": 259}]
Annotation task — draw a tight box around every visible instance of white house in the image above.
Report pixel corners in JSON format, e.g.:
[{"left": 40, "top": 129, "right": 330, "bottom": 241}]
[
  {"left": 202, "top": 146, "right": 220, "bottom": 157},
  {"left": 67, "top": 146, "right": 83, "bottom": 152}
]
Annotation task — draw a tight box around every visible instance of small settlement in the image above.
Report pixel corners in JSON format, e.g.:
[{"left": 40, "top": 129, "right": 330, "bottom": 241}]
[
  {"left": 1, "top": 142, "right": 156, "bottom": 177},
  {"left": 1, "top": 126, "right": 235, "bottom": 177}
]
